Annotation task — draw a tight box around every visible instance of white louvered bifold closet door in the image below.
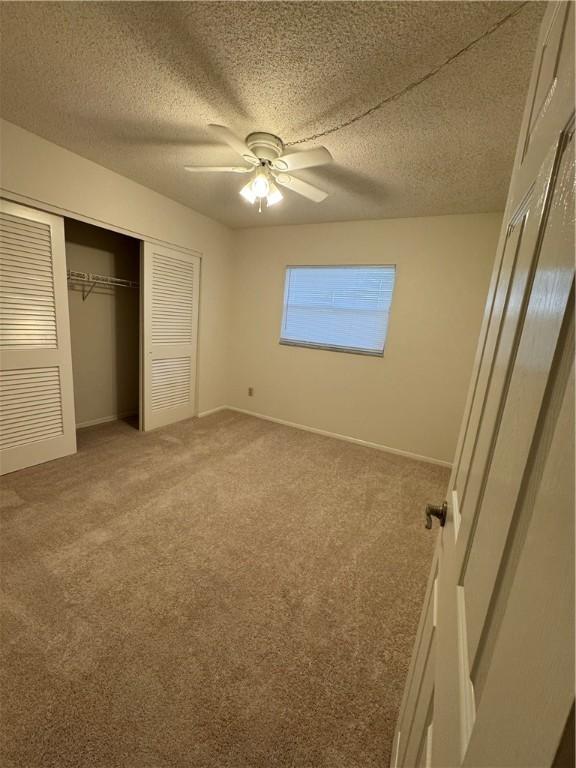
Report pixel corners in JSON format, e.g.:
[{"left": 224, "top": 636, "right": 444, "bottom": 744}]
[
  {"left": 141, "top": 242, "right": 200, "bottom": 431},
  {"left": 0, "top": 199, "right": 76, "bottom": 475}
]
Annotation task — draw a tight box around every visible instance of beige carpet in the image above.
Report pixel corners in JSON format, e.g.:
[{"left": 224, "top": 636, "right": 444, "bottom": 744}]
[{"left": 0, "top": 410, "right": 448, "bottom": 768}]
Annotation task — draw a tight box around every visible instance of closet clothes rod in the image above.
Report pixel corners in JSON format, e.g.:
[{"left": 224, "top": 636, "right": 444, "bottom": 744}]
[{"left": 67, "top": 269, "right": 139, "bottom": 301}]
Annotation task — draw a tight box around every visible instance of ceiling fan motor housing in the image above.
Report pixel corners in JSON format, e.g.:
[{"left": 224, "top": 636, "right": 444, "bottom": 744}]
[{"left": 245, "top": 132, "right": 284, "bottom": 162}]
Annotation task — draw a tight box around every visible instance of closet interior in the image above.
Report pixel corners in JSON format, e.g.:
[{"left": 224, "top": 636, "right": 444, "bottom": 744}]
[{"left": 64, "top": 218, "right": 140, "bottom": 430}]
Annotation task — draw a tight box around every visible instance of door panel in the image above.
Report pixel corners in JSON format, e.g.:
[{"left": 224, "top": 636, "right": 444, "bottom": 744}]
[
  {"left": 392, "top": 3, "right": 574, "bottom": 765},
  {"left": 452, "top": 200, "right": 530, "bottom": 514},
  {"left": 141, "top": 242, "right": 200, "bottom": 431},
  {"left": 394, "top": 550, "right": 438, "bottom": 767},
  {"left": 404, "top": 672, "right": 435, "bottom": 768},
  {"left": 0, "top": 199, "right": 76, "bottom": 474},
  {"left": 465, "top": 339, "right": 574, "bottom": 767},
  {"left": 462, "top": 129, "right": 574, "bottom": 666},
  {"left": 415, "top": 708, "right": 433, "bottom": 768},
  {"left": 512, "top": 1, "right": 574, "bottom": 203}
]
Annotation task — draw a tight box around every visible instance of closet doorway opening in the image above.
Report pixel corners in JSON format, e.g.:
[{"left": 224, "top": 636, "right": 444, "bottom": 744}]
[{"left": 65, "top": 218, "right": 140, "bottom": 432}]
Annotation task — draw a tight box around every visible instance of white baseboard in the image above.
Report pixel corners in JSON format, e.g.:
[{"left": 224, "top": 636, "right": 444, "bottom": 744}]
[
  {"left": 221, "top": 406, "right": 452, "bottom": 468},
  {"left": 197, "top": 405, "right": 229, "bottom": 418},
  {"left": 76, "top": 411, "right": 137, "bottom": 429}
]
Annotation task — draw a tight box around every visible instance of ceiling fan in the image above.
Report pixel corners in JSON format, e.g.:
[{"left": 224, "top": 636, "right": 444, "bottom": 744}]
[{"left": 184, "top": 125, "right": 332, "bottom": 211}]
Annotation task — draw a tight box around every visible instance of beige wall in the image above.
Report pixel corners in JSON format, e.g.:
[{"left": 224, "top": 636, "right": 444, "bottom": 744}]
[
  {"left": 65, "top": 219, "right": 140, "bottom": 427},
  {"left": 0, "top": 119, "right": 232, "bottom": 415},
  {"left": 229, "top": 214, "right": 502, "bottom": 464}
]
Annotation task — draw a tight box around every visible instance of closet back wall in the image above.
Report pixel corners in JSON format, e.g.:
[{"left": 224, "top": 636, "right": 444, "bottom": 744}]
[{"left": 65, "top": 219, "right": 139, "bottom": 427}]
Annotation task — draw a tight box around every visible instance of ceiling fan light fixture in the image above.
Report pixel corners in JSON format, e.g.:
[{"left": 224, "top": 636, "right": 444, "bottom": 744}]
[
  {"left": 240, "top": 169, "right": 282, "bottom": 210},
  {"left": 251, "top": 170, "right": 270, "bottom": 198},
  {"left": 185, "top": 125, "right": 331, "bottom": 210},
  {"left": 239, "top": 181, "right": 257, "bottom": 204},
  {"left": 266, "top": 183, "right": 283, "bottom": 207}
]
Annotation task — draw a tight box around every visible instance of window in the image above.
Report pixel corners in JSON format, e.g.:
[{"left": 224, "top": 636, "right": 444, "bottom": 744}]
[{"left": 280, "top": 265, "right": 396, "bottom": 356}]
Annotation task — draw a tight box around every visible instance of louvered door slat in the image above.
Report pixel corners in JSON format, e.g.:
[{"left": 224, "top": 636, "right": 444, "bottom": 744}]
[
  {"left": 150, "top": 356, "right": 191, "bottom": 411},
  {"left": 0, "top": 227, "right": 51, "bottom": 244},
  {"left": 1, "top": 400, "right": 62, "bottom": 413},
  {"left": 1, "top": 416, "right": 64, "bottom": 441},
  {"left": 1, "top": 263, "right": 54, "bottom": 278},
  {"left": 0, "top": 243, "right": 52, "bottom": 260},
  {"left": 0, "top": 247, "right": 52, "bottom": 264},
  {"left": 142, "top": 243, "right": 200, "bottom": 430},
  {"left": 1, "top": 276, "right": 56, "bottom": 290},
  {"left": 2, "top": 412, "right": 62, "bottom": 431},
  {"left": 0, "top": 211, "right": 51, "bottom": 231},
  {"left": 0, "top": 218, "right": 52, "bottom": 236},
  {"left": 151, "top": 374, "right": 191, "bottom": 385},
  {"left": 1, "top": 295, "right": 55, "bottom": 307},
  {"left": 0, "top": 200, "right": 76, "bottom": 475},
  {"left": 151, "top": 253, "right": 194, "bottom": 346},
  {"left": 0, "top": 312, "right": 57, "bottom": 327},
  {"left": 1, "top": 231, "right": 51, "bottom": 248},
  {"left": 0, "top": 367, "right": 63, "bottom": 449},
  {"left": 0, "top": 213, "right": 58, "bottom": 350},
  {"left": 1, "top": 266, "right": 55, "bottom": 281},
  {"left": 0, "top": 227, "right": 51, "bottom": 246},
  {"left": 0, "top": 219, "right": 52, "bottom": 237},
  {"left": 1, "top": 429, "right": 66, "bottom": 451}
]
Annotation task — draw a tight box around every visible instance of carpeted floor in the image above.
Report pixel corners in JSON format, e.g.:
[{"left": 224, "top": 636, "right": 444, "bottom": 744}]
[{"left": 0, "top": 410, "right": 448, "bottom": 768}]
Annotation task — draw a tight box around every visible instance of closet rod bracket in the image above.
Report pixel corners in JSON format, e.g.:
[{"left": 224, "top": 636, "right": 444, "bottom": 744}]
[{"left": 82, "top": 281, "right": 97, "bottom": 301}]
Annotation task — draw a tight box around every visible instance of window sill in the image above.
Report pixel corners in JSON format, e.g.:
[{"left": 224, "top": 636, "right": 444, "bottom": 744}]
[{"left": 279, "top": 339, "right": 384, "bottom": 357}]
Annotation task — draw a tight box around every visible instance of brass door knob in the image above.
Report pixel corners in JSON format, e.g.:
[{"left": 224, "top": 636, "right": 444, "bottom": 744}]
[{"left": 425, "top": 501, "right": 447, "bottom": 529}]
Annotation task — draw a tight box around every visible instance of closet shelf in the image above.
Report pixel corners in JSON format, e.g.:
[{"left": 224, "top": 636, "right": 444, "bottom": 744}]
[{"left": 67, "top": 269, "right": 139, "bottom": 300}]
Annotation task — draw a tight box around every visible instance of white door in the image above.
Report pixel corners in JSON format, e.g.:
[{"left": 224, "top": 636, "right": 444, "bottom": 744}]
[
  {"left": 392, "top": 3, "right": 574, "bottom": 766},
  {"left": 141, "top": 241, "right": 200, "bottom": 431},
  {"left": 0, "top": 200, "right": 76, "bottom": 475}
]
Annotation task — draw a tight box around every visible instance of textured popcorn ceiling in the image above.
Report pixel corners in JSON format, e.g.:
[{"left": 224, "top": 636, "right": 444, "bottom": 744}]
[{"left": 0, "top": 1, "right": 545, "bottom": 229}]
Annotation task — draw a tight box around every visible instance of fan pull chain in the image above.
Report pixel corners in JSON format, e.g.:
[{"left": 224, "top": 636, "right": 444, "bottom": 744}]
[{"left": 284, "top": 1, "right": 529, "bottom": 147}]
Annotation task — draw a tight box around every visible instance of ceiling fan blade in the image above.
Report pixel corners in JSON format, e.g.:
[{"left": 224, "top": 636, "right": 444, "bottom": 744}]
[
  {"left": 271, "top": 146, "right": 333, "bottom": 172},
  {"left": 184, "top": 165, "right": 252, "bottom": 174},
  {"left": 208, "top": 124, "right": 260, "bottom": 166},
  {"left": 274, "top": 173, "right": 328, "bottom": 203}
]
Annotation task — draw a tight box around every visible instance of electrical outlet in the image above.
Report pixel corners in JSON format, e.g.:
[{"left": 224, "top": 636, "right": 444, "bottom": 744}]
[{"left": 248, "top": 387, "right": 254, "bottom": 397}]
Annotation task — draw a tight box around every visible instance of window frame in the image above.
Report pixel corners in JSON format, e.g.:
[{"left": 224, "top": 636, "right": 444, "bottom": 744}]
[{"left": 278, "top": 263, "right": 396, "bottom": 357}]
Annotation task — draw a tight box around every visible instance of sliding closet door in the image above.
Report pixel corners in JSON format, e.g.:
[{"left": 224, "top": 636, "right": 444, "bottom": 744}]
[
  {"left": 0, "top": 199, "right": 76, "bottom": 475},
  {"left": 141, "top": 241, "right": 200, "bottom": 431}
]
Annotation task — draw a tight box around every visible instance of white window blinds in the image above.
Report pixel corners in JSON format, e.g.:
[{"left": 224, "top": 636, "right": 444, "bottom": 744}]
[{"left": 280, "top": 266, "right": 396, "bottom": 356}]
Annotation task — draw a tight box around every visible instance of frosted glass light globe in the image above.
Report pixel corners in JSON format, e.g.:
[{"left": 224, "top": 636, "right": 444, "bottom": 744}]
[{"left": 251, "top": 172, "right": 270, "bottom": 198}]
